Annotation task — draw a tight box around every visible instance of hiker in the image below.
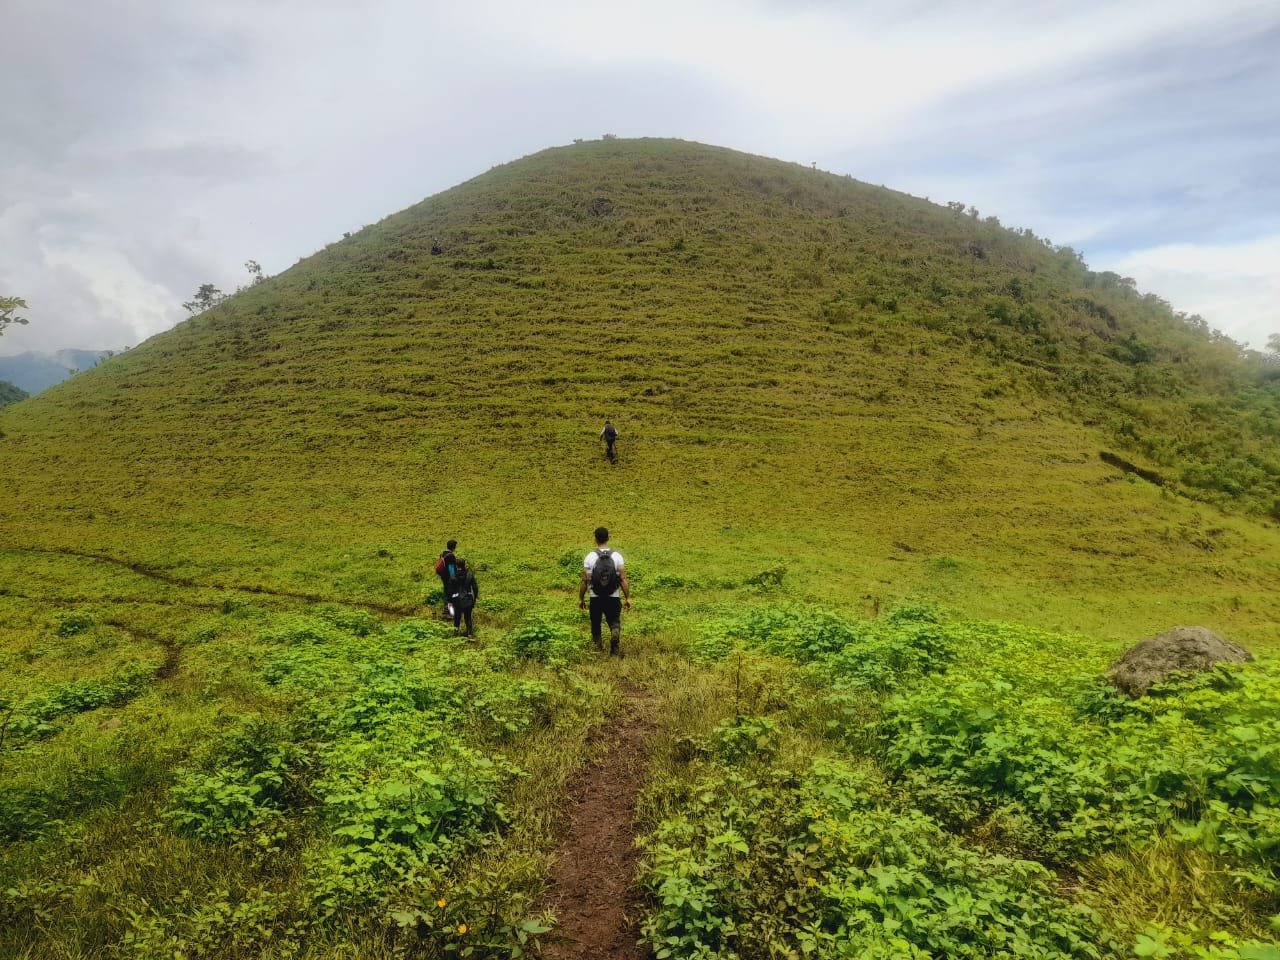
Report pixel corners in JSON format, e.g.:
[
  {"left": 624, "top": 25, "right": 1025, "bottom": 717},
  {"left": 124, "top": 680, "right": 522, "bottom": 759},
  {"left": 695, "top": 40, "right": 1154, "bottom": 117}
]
[
  {"left": 600, "top": 420, "right": 618, "bottom": 462},
  {"left": 578, "top": 526, "right": 632, "bottom": 655},
  {"left": 435, "top": 540, "right": 458, "bottom": 617},
  {"left": 447, "top": 557, "right": 479, "bottom": 636}
]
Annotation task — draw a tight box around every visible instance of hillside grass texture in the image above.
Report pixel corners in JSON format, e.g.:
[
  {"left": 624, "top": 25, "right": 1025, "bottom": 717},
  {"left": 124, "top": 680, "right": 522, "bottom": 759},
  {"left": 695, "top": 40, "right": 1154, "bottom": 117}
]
[
  {"left": 3, "top": 140, "right": 1279, "bottom": 644},
  {"left": 1, "top": 138, "right": 1279, "bottom": 958}
]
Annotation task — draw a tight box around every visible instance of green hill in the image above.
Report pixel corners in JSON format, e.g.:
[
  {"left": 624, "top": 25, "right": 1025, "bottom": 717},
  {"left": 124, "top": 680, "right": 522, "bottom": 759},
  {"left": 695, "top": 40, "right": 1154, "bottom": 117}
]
[
  {"left": 2, "top": 138, "right": 1279, "bottom": 959},
  {"left": 0, "top": 378, "right": 26, "bottom": 409},
  {"left": 2, "top": 138, "right": 1278, "bottom": 639}
]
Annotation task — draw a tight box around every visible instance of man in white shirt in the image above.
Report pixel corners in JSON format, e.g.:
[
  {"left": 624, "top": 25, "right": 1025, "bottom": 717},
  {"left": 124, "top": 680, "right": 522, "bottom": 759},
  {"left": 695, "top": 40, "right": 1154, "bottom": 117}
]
[{"left": 578, "top": 526, "right": 632, "bottom": 655}]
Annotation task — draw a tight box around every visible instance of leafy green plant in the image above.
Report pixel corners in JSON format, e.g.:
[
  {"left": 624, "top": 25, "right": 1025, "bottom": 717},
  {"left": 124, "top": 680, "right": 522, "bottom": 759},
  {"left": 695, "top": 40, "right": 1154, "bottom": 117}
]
[
  {"left": 53, "top": 611, "right": 94, "bottom": 637},
  {"left": 505, "top": 618, "right": 582, "bottom": 666},
  {"left": 0, "top": 785, "right": 60, "bottom": 841},
  {"left": 640, "top": 746, "right": 1111, "bottom": 959},
  {"left": 6, "top": 662, "right": 159, "bottom": 740},
  {"left": 167, "top": 716, "right": 310, "bottom": 842}
]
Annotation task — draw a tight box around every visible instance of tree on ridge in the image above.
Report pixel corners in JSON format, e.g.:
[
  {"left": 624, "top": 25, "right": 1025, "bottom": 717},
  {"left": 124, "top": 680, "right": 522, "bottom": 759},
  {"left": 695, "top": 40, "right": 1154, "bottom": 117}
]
[{"left": 0, "top": 296, "right": 28, "bottom": 336}]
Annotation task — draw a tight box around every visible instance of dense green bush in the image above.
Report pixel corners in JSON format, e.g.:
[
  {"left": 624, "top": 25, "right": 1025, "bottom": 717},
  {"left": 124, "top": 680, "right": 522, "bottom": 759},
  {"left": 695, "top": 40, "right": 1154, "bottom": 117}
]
[
  {"left": 505, "top": 618, "right": 583, "bottom": 666},
  {"left": 640, "top": 731, "right": 1112, "bottom": 959},
  {"left": 877, "top": 650, "right": 1280, "bottom": 895}
]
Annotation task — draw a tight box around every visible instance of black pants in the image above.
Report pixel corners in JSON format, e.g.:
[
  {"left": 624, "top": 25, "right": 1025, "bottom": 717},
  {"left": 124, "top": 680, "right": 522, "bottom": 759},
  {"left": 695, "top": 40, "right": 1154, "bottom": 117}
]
[
  {"left": 452, "top": 603, "right": 473, "bottom": 635},
  {"left": 589, "top": 596, "right": 622, "bottom": 652}
]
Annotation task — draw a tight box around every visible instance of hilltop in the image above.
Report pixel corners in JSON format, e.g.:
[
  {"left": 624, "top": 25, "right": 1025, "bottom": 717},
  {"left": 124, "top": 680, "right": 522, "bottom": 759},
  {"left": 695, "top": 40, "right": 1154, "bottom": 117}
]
[{"left": 1, "top": 137, "right": 1279, "bottom": 640}]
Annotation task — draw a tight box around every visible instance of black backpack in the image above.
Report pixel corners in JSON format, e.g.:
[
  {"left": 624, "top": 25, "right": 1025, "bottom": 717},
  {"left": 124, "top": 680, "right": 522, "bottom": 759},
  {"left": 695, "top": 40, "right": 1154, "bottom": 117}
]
[
  {"left": 449, "top": 564, "right": 475, "bottom": 611},
  {"left": 590, "top": 549, "right": 619, "bottom": 596},
  {"left": 603, "top": 424, "right": 617, "bottom": 442}
]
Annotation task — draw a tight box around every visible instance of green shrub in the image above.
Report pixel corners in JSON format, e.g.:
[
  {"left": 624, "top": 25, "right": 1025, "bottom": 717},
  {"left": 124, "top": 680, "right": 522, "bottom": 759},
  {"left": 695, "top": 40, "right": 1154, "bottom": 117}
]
[
  {"left": 722, "top": 604, "right": 860, "bottom": 661},
  {"left": 316, "top": 604, "right": 382, "bottom": 637},
  {"left": 167, "top": 716, "right": 310, "bottom": 842},
  {"left": 53, "top": 611, "right": 95, "bottom": 637},
  {"left": 878, "top": 654, "right": 1280, "bottom": 889},
  {"left": 0, "top": 785, "right": 59, "bottom": 841},
  {"left": 706, "top": 715, "right": 779, "bottom": 766},
  {"left": 640, "top": 751, "right": 1110, "bottom": 959},
  {"left": 505, "top": 618, "right": 582, "bottom": 665},
  {"left": 8, "top": 663, "right": 158, "bottom": 740}
]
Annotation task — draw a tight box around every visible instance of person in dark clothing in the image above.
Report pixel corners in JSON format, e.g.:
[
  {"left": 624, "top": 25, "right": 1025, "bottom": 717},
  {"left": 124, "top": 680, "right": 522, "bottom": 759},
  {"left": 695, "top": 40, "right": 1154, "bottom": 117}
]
[
  {"left": 600, "top": 421, "right": 618, "bottom": 462},
  {"left": 435, "top": 540, "right": 458, "bottom": 618},
  {"left": 447, "top": 557, "right": 479, "bottom": 636}
]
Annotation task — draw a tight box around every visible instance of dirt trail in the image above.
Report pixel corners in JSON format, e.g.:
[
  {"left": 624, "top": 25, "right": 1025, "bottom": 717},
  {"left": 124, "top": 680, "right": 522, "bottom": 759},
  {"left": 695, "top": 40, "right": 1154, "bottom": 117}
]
[{"left": 537, "top": 686, "right": 655, "bottom": 960}]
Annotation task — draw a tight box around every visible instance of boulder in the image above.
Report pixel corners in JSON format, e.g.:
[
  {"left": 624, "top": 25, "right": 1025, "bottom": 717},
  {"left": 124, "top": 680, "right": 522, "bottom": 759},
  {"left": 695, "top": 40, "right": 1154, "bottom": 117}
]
[{"left": 1106, "top": 626, "right": 1253, "bottom": 697}]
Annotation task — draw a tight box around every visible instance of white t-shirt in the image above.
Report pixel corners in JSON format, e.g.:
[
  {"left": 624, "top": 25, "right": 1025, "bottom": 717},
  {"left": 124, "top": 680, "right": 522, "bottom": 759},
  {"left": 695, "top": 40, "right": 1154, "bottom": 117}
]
[{"left": 583, "top": 548, "right": 625, "bottom": 597}]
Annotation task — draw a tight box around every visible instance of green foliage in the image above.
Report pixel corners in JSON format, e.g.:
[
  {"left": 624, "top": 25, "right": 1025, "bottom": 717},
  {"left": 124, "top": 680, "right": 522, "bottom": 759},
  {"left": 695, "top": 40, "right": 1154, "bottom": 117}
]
[
  {"left": 310, "top": 746, "right": 514, "bottom": 913},
  {"left": 0, "top": 379, "right": 26, "bottom": 409},
  {"left": 673, "top": 607, "right": 1280, "bottom": 949},
  {"left": 0, "top": 605, "right": 578, "bottom": 957},
  {"left": 5, "top": 662, "right": 158, "bottom": 741},
  {"left": 181, "top": 282, "right": 228, "bottom": 315},
  {"left": 53, "top": 610, "right": 94, "bottom": 636},
  {"left": 640, "top": 744, "right": 1111, "bottom": 959},
  {"left": 505, "top": 617, "right": 583, "bottom": 666},
  {"left": 0, "top": 785, "right": 59, "bottom": 841},
  {"left": 387, "top": 877, "right": 552, "bottom": 958},
  {"left": 711, "top": 603, "right": 861, "bottom": 661},
  {"left": 1131, "top": 923, "right": 1280, "bottom": 960},
  {"left": 706, "top": 715, "right": 781, "bottom": 766},
  {"left": 694, "top": 602, "right": 958, "bottom": 695},
  {"left": 316, "top": 602, "right": 382, "bottom": 637},
  {"left": 168, "top": 716, "right": 308, "bottom": 842},
  {"left": 876, "top": 638, "right": 1280, "bottom": 895},
  {"left": 0, "top": 295, "right": 28, "bottom": 336}
]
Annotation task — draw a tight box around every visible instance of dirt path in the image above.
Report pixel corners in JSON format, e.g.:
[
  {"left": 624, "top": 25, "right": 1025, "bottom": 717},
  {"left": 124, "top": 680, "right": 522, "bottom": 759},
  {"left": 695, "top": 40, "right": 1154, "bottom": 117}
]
[{"left": 537, "top": 686, "right": 655, "bottom": 960}]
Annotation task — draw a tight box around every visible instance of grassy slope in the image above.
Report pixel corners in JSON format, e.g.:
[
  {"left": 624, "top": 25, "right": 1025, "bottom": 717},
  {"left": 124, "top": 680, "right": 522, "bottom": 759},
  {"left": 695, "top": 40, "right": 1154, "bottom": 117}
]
[
  {"left": 1, "top": 137, "right": 1279, "bottom": 648},
  {"left": 3, "top": 138, "right": 1280, "bottom": 959}
]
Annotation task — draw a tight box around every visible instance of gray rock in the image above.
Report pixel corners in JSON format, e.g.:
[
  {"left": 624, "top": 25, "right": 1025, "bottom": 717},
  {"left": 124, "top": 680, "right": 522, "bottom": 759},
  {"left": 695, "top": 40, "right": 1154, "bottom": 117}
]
[{"left": 1106, "top": 626, "right": 1253, "bottom": 697}]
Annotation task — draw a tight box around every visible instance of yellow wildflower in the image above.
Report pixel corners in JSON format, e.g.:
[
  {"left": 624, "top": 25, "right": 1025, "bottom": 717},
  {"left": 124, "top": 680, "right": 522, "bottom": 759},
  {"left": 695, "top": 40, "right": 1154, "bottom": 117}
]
[{"left": 458, "top": 923, "right": 468, "bottom": 935}]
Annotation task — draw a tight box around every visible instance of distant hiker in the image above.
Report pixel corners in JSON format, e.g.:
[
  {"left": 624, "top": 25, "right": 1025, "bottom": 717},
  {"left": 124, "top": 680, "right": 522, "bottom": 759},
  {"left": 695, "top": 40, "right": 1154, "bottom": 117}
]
[
  {"left": 447, "top": 557, "right": 479, "bottom": 636},
  {"left": 600, "top": 421, "right": 618, "bottom": 462},
  {"left": 578, "top": 526, "right": 632, "bottom": 655},
  {"left": 435, "top": 540, "right": 458, "bottom": 617}
]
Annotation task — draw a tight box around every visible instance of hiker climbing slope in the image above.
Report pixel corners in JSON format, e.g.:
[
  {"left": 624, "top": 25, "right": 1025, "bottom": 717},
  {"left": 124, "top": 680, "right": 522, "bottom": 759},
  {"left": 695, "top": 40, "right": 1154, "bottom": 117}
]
[
  {"left": 447, "top": 557, "right": 479, "bottom": 637},
  {"left": 435, "top": 540, "right": 458, "bottom": 618},
  {"left": 600, "top": 420, "right": 618, "bottom": 462},
  {"left": 578, "top": 526, "right": 631, "bottom": 655}
]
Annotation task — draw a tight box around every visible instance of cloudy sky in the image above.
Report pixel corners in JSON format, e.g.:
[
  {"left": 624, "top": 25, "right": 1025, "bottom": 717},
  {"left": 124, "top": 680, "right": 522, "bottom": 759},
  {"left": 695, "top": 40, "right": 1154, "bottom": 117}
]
[{"left": 2, "top": 0, "right": 1278, "bottom": 357}]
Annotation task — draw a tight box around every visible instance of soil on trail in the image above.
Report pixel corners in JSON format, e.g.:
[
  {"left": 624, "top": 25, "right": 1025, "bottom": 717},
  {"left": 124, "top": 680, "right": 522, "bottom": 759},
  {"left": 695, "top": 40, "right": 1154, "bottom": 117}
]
[{"left": 537, "top": 686, "right": 655, "bottom": 959}]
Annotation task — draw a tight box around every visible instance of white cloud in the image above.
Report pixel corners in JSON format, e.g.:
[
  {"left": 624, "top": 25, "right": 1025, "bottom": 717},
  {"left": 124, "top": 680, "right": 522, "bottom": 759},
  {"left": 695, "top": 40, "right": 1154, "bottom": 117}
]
[{"left": 1102, "top": 235, "right": 1280, "bottom": 350}]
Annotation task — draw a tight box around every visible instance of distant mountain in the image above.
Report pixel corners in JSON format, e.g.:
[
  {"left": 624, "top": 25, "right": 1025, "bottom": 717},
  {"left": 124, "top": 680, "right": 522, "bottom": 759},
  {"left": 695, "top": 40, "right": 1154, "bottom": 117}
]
[
  {"left": 0, "top": 378, "right": 26, "bottom": 408},
  {"left": 0, "top": 348, "right": 114, "bottom": 394}
]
